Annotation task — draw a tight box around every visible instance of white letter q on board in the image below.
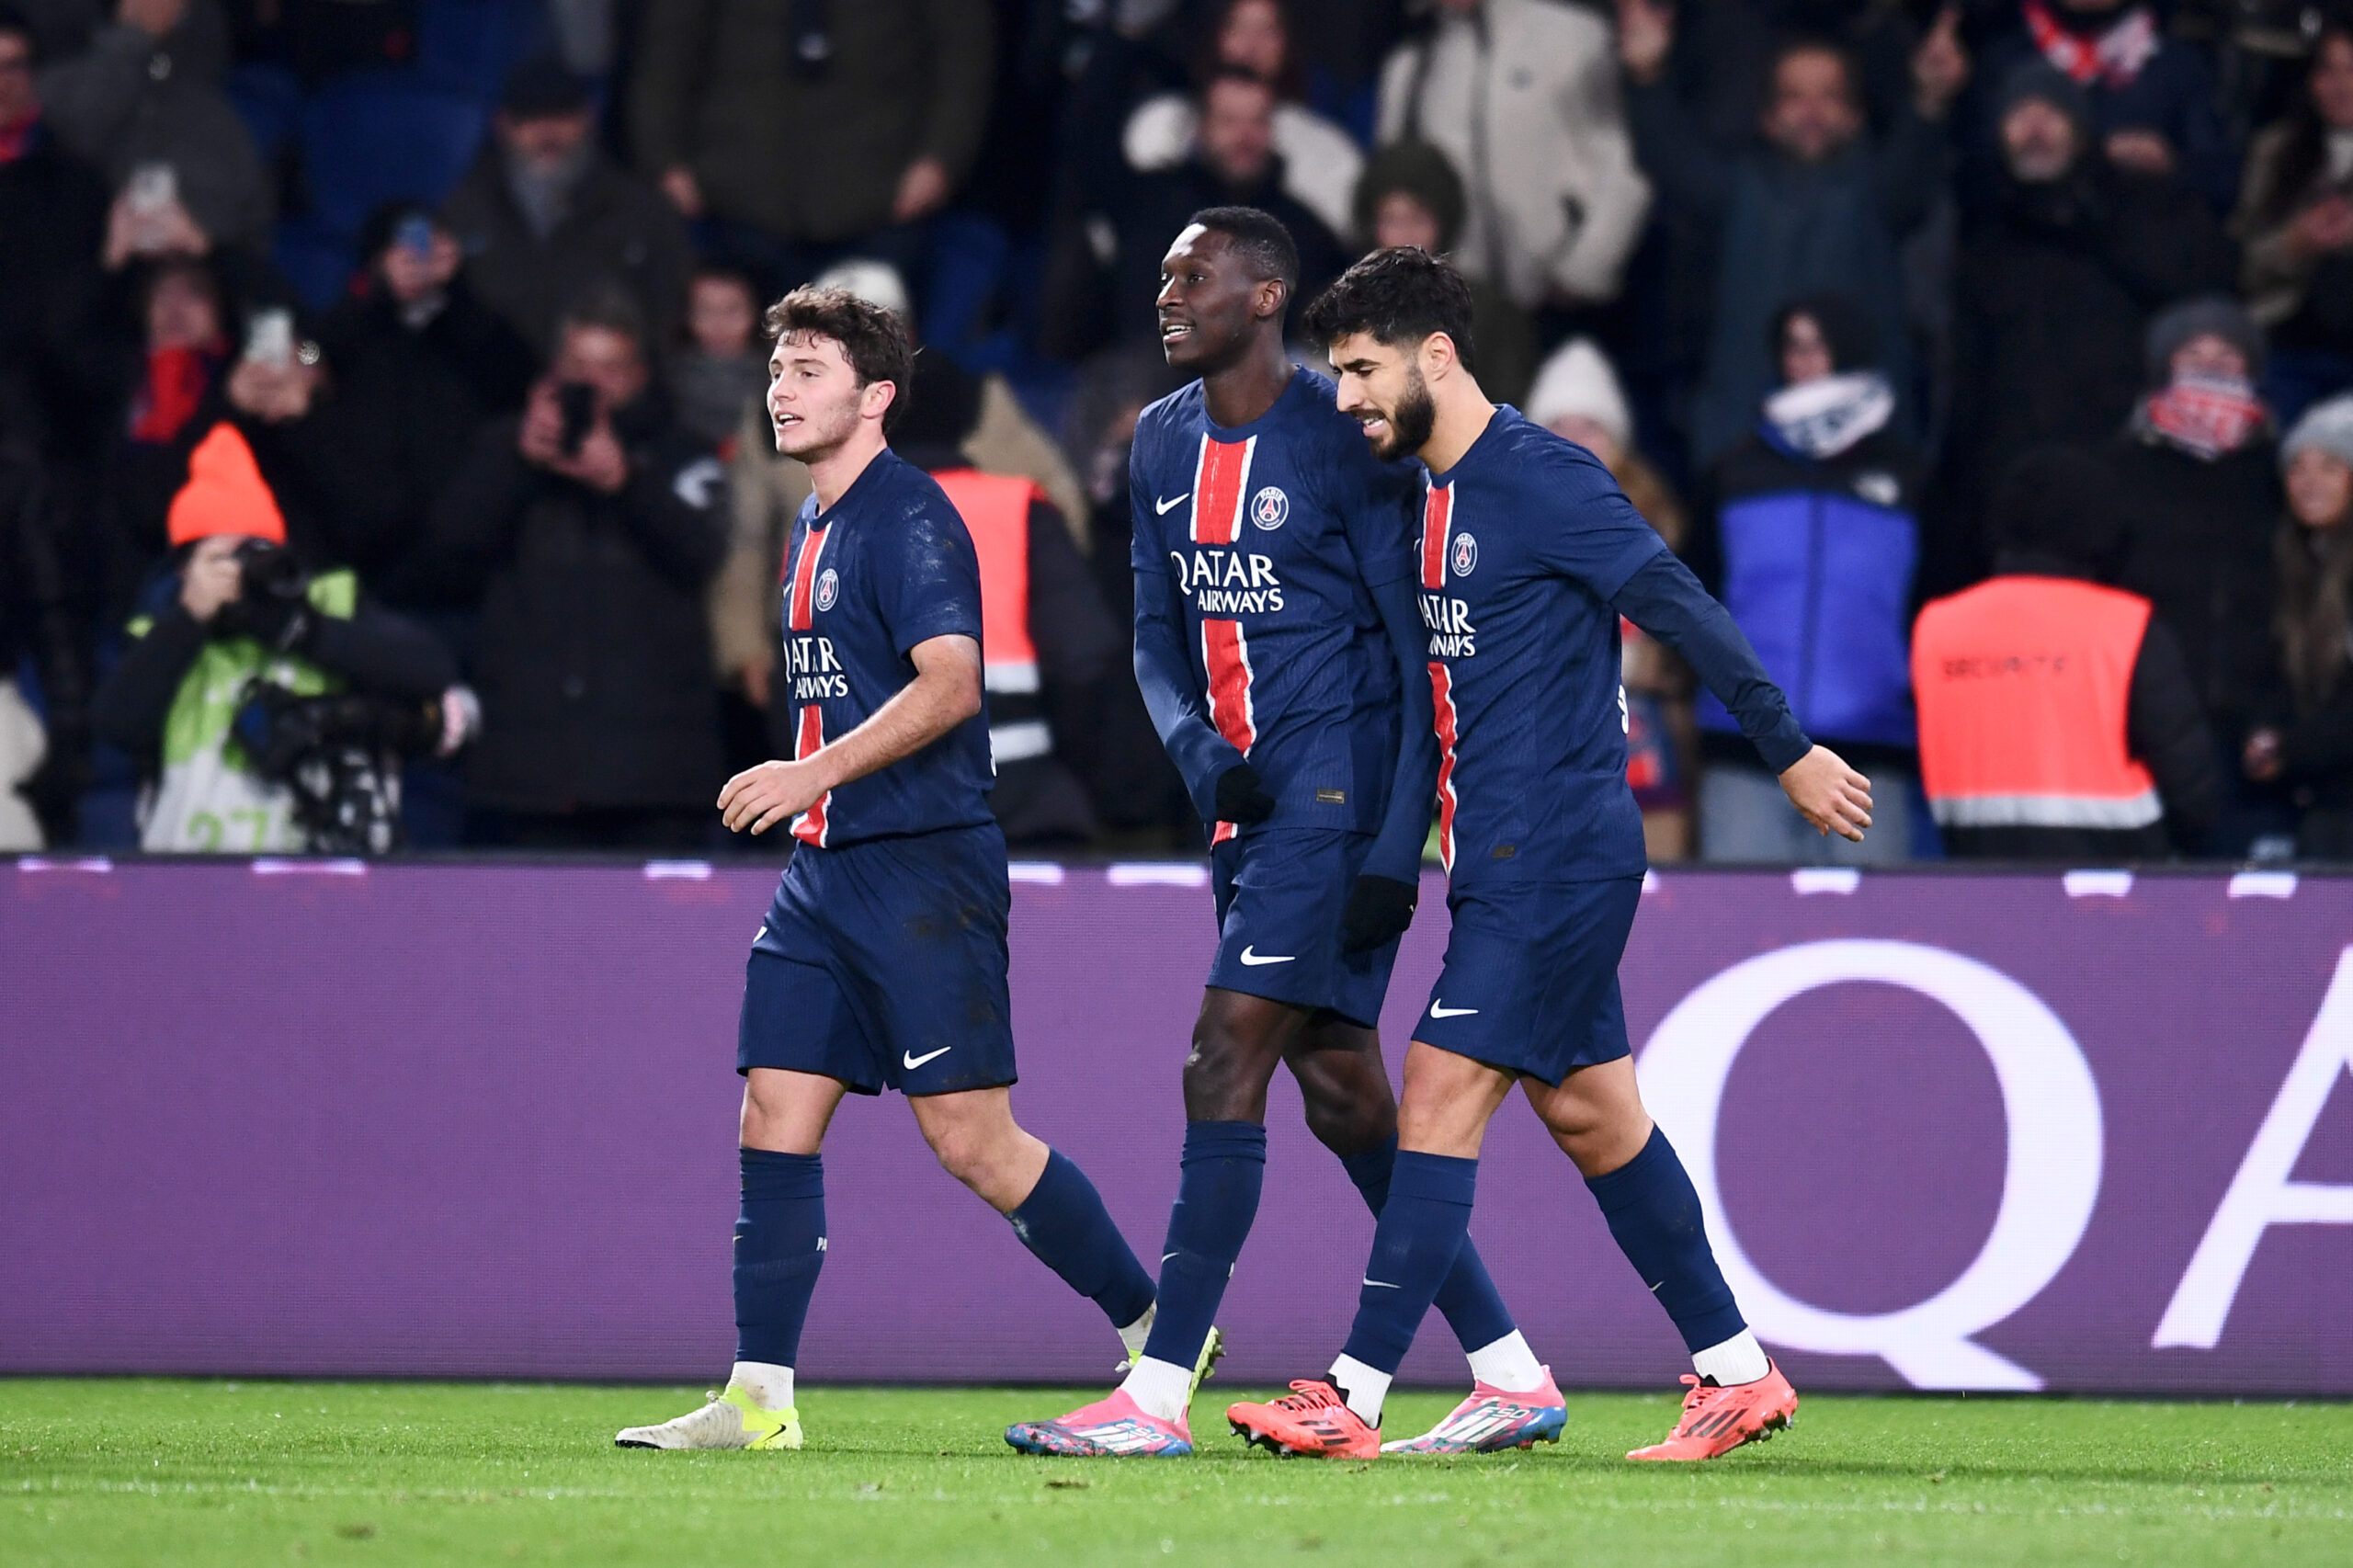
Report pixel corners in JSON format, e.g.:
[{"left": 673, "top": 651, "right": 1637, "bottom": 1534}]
[{"left": 1638, "top": 939, "right": 2103, "bottom": 1391}]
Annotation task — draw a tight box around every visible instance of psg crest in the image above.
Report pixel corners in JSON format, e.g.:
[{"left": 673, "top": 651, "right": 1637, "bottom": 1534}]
[
  {"left": 815, "top": 568, "right": 839, "bottom": 612},
  {"left": 1451, "top": 532, "right": 1478, "bottom": 576},
  {"left": 1251, "top": 486, "right": 1290, "bottom": 530}
]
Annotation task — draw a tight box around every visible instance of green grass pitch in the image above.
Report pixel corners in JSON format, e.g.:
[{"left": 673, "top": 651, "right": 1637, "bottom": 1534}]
[{"left": 5, "top": 1380, "right": 2348, "bottom": 1566}]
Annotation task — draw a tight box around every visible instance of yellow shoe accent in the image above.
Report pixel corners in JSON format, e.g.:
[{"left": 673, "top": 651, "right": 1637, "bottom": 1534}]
[
  {"left": 723, "top": 1385, "right": 803, "bottom": 1450},
  {"left": 1190, "top": 1325, "right": 1226, "bottom": 1409}
]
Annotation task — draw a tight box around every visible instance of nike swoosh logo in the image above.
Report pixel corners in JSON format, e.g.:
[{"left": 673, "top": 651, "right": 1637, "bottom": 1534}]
[
  {"left": 1155, "top": 494, "right": 1188, "bottom": 515},
  {"left": 902, "top": 1046, "right": 953, "bottom": 1070},
  {"left": 1239, "top": 947, "right": 1294, "bottom": 966},
  {"left": 1362, "top": 1278, "right": 1399, "bottom": 1289},
  {"left": 1428, "top": 1001, "right": 1479, "bottom": 1018}
]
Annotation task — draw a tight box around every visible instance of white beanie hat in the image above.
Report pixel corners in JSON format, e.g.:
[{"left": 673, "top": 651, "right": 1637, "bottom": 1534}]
[
  {"left": 2282, "top": 393, "right": 2353, "bottom": 473},
  {"left": 1524, "top": 337, "right": 1631, "bottom": 450},
  {"left": 812, "top": 257, "right": 913, "bottom": 324}
]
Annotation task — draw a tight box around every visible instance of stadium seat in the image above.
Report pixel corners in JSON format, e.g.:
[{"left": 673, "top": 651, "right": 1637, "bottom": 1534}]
[
  {"left": 271, "top": 215, "right": 362, "bottom": 312},
  {"left": 224, "top": 62, "right": 302, "bottom": 164},
  {"left": 298, "top": 71, "right": 488, "bottom": 246}
]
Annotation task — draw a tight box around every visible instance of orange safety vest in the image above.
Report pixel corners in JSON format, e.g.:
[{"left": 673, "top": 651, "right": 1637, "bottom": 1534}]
[
  {"left": 931, "top": 468, "right": 1051, "bottom": 766},
  {"left": 1910, "top": 576, "right": 2162, "bottom": 830}
]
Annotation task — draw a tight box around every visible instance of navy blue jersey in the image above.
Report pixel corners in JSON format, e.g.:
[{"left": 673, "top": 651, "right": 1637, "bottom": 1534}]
[
  {"left": 778, "top": 449, "right": 995, "bottom": 847},
  {"left": 1419, "top": 407, "right": 1670, "bottom": 883},
  {"left": 1131, "top": 369, "right": 1419, "bottom": 837}
]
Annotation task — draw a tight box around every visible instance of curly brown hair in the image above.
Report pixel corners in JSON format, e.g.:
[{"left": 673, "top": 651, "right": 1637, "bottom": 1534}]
[{"left": 762, "top": 287, "right": 914, "bottom": 402}]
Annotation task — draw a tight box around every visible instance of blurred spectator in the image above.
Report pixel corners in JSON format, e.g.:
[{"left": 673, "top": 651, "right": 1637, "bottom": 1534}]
[
  {"left": 0, "top": 420, "right": 90, "bottom": 847},
  {"left": 1, "top": 6, "right": 108, "bottom": 423},
  {"left": 630, "top": 0, "right": 993, "bottom": 289},
  {"left": 2110, "top": 297, "right": 2284, "bottom": 846},
  {"left": 442, "top": 59, "right": 692, "bottom": 358},
  {"left": 426, "top": 287, "right": 728, "bottom": 849},
  {"left": 35, "top": 0, "right": 270, "bottom": 252},
  {"left": 89, "top": 422, "right": 460, "bottom": 853},
  {"left": 1914, "top": 445, "right": 2218, "bottom": 859},
  {"left": 1684, "top": 294, "right": 1920, "bottom": 865},
  {"left": 1622, "top": 2, "right": 1970, "bottom": 463},
  {"left": 1969, "top": 0, "right": 2238, "bottom": 213},
  {"left": 1121, "top": 0, "right": 1360, "bottom": 240},
  {"left": 670, "top": 262, "right": 766, "bottom": 450},
  {"left": 2237, "top": 17, "right": 2353, "bottom": 430},
  {"left": 1527, "top": 334, "right": 1694, "bottom": 859},
  {"left": 717, "top": 261, "right": 1092, "bottom": 756},
  {"left": 1047, "top": 67, "right": 1343, "bottom": 356},
  {"left": 2244, "top": 395, "right": 2353, "bottom": 855},
  {"left": 97, "top": 254, "right": 230, "bottom": 615},
  {"left": 1377, "top": 0, "right": 1650, "bottom": 312},
  {"left": 1643, "top": 0, "right": 1927, "bottom": 149},
  {"left": 1350, "top": 140, "right": 1535, "bottom": 406},
  {"left": 1938, "top": 58, "right": 2233, "bottom": 587},
  {"left": 299, "top": 204, "right": 538, "bottom": 603}
]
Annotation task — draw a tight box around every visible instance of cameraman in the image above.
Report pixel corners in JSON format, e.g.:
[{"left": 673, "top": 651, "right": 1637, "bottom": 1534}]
[
  {"left": 426, "top": 284, "right": 725, "bottom": 849},
  {"left": 91, "top": 421, "right": 457, "bottom": 852}
]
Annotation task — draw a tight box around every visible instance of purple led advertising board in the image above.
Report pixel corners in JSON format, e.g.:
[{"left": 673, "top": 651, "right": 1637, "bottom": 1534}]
[{"left": 3, "top": 858, "right": 2350, "bottom": 1394}]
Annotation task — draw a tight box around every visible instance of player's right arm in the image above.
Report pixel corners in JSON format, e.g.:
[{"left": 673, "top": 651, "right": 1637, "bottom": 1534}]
[
  {"left": 1130, "top": 433, "right": 1268, "bottom": 824},
  {"left": 720, "top": 632, "right": 983, "bottom": 835}
]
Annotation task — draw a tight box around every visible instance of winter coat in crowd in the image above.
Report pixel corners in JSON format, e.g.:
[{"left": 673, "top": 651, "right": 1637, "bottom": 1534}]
[
  {"left": 1373, "top": 0, "right": 1652, "bottom": 308},
  {"left": 1940, "top": 157, "right": 2234, "bottom": 575},
  {"left": 440, "top": 143, "right": 693, "bottom": 358},
  {"left": 1687, "top": 367, "right": 1924, "bottom": 773},
  {"left": 2110, "top": 421, "right": 2283, "bottom": 748},
  {"left": 630, "top": 0, "right": 995, "bottom": 246},
  {"left": 33, "top": 0, "right": 271, "bottom": 248},
  {"left": 2234, "top": 27, "right": 2353, "bottom": 426},
  {"left": 0, "top": 110, "right": 109, "bottom": 461},
  {"left": 1628, "top": 74, "right": 1945, "bottom": 464},
  {"left": 2253, "top": 396, "right": 2353, "bottom": 853},
  {"left": 426, "top": 392, "right": 728, "bottom": 817}
]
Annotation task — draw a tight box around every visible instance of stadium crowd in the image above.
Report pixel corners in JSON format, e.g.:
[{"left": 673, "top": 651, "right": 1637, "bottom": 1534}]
[{"left": 4, "top": 0, "right": 2353, "bottom": 862}]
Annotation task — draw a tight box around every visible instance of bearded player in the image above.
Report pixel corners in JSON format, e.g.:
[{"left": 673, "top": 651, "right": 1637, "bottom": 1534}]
[
  {"left": 616, "top": 289, "right": 1158, "bottom": 1452},
  {"left": 1226, "top": 249, "right": 1873, "bottom": 1460},
  {"left": 1007, "top": 210, "right": 1561, "bottom": 1460}
]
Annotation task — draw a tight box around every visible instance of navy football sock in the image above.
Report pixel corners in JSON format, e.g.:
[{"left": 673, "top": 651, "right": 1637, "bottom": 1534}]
[
  {"left": 734, "top": 1147, "right": 826, "bottom": 1367},
  {"left": 1339, "top": 1151, "right": 1478, "bottom": 1374},
  {"left": 1006, "top": 1148, "right": 1157, "bottom": 1330},
  {"left": 1586, "top": 1126, "right": 1746, "bottom": 1355},
  {"left": 1141, "top": 1120, "right": 1267, "bottom": 1368},
  {"left": 1341, "top": 1136, "right": 1516, "bottom": 1353}
]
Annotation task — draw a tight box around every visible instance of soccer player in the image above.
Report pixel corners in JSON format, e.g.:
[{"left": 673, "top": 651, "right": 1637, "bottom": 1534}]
[
  {"left": 616, "top": 289, "right": 1158, "bottom": 1451},
  {"left": 1225, "top": 249, "right": 1873, "bottom": 1461},
  {"left": 1006, "top": 210, "right": 1559, "bottom": 1460}
]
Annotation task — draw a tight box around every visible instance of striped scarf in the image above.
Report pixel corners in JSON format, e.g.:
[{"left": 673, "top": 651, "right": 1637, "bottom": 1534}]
[
  {"left": 2134, "top": 373, "right": 2268, "bottom": 461},
  {"left": 2023, "top": 1, "right": 2159, "bottom": 86}
]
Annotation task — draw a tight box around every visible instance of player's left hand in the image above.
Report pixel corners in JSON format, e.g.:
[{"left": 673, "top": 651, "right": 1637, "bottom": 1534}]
[
  {"left": 1779, "top": 744, "right": 1872, "bottom": 842},
  {"left": 720, "top": 758, "right": 829, "bottom": 835},
  {"left": 1340, "top": 873, "right": 1418, "bottom": 953}
]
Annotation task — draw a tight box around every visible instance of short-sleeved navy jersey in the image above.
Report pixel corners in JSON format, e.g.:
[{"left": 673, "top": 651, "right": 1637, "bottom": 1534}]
[
  {"left": 1131, "top": 369, "right": 1419, "bottom": 835},
  {"left": 778, "top": 449, "right": 995, "bottom": 847},
  {"left": 1419, "top": 407, "right": 1669, "bottom": 884}
]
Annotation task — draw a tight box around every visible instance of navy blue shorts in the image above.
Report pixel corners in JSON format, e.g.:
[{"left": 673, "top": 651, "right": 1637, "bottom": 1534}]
[
  {"left": 1412, "top": 875, "right": 1643, "bottom": 1086},
  {"left": 1206, "top": 827, "right": 1401, "bottom": 1029},
  {"left": 738, "top": 822, "right": 1017, "bottom": 1096}
]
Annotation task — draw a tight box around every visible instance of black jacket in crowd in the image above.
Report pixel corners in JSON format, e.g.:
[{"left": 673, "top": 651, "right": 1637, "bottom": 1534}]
[
  {"left": 1939, "top": 162, "right": 2234, "bottom": 579},
  {"left": 2109, "top": 433, "right": 2284, "bottom": 746},
  {"left": 426, "top": 393, "right": 727, "bottom": 815},
  {"left": 303, "top": 274, "right": 536, "bottom": 601}
]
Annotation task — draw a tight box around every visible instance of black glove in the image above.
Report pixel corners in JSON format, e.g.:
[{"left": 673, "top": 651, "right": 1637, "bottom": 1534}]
[
  {"left": 1340, "top": 873, "right": 1418, "bottom": 953},
  {"left": 1212, "top": 762, "right": 1277, "bottom": 824}
]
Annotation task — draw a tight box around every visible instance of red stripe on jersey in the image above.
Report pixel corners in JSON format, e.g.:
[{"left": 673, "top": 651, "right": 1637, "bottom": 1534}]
[
  {"left": 1429, "top": 661, "right": 1460, "bottom": 872},
  {"left": 1420, "top": 481, "right": 1452, "bottom": 591},
  {"left": 786, "top": 523, "right": 831, "bottom": 630},
  {"left": 1190, "top": 434, "right": 1256, "bottom": 545},
  {"left": 790, "top": 704, "right": 831, "bottom": 846},
  {"left": 1202, "top": 618, "right": 1257, "bottom": 755}
]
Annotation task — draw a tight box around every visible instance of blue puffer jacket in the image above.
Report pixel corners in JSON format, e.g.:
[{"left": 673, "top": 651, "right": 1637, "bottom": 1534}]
[{"left": 1688, "top": 425, "right": 1923, "bottom": 753}]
